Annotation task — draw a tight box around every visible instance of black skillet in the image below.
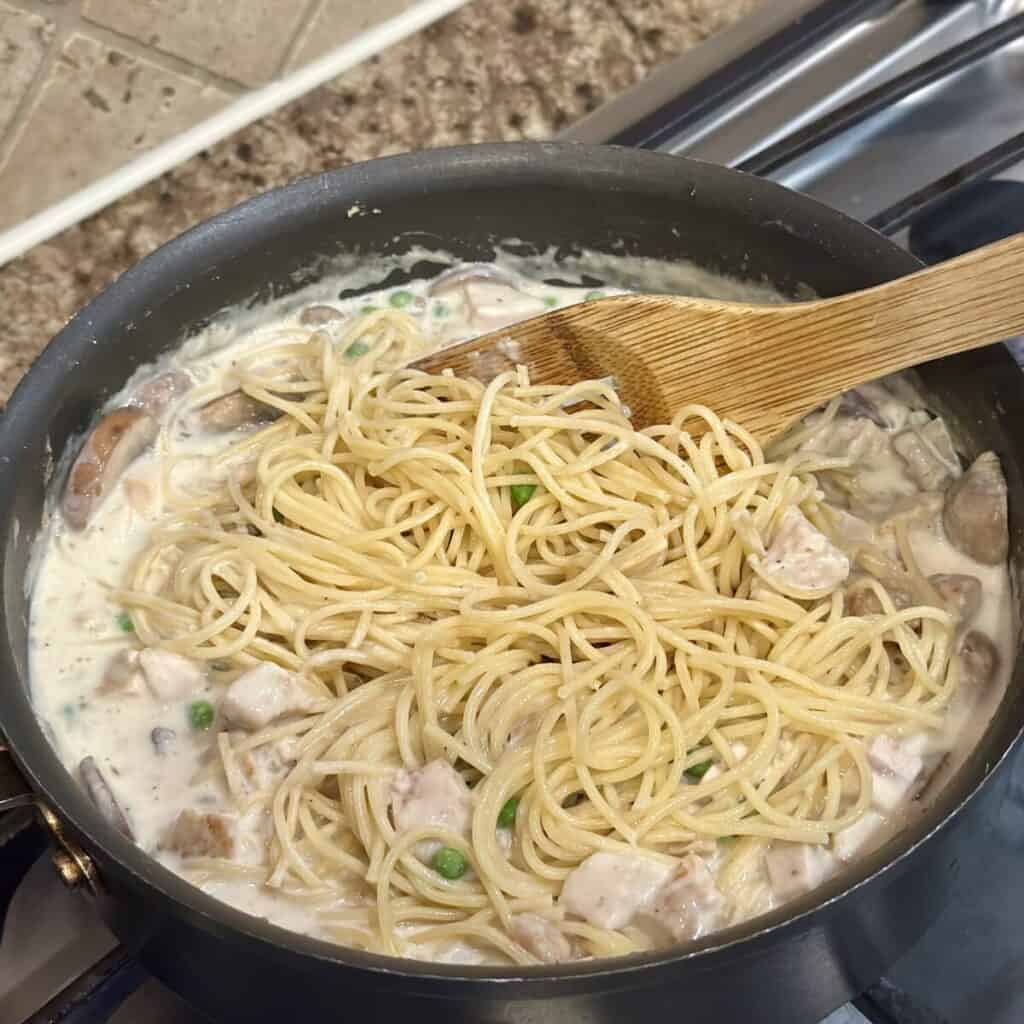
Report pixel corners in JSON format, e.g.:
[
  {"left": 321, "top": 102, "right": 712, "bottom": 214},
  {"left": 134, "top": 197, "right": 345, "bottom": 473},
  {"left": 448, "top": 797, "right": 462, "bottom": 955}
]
[{"left": 0, "top": 144, "right": 1021, "bottom": 1023}]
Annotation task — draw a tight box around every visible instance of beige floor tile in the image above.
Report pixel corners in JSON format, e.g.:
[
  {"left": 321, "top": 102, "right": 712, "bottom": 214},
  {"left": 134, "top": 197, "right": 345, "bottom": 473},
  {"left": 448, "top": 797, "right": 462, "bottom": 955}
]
[
  {"left": 0, "top": 31, "right": 230, "bottom": 231},
  {"left": 0, "top": 2, "right": 55, "bottom": 138},
  {"left": 288, "top": 0, "right": 418, "bottom": 69},
  {"left": 81, "top": 0, "right": 313, "bottom": 87}
]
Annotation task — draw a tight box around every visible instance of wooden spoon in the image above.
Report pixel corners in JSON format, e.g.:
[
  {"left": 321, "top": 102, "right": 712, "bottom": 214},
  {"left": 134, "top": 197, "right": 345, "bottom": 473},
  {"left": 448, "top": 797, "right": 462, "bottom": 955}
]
[{"left": 411, "top": 233, "right": 1024, "bottom": 443}]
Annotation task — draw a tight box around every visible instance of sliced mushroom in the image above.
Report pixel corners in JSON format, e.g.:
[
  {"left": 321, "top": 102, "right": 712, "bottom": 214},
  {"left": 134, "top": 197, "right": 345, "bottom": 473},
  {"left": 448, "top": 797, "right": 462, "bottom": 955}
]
[
  {"left": 943, "top": 452, "right": 1009, "bottom": 565},
  {"left": 197, "top": 390, "right": 281, "bottom": 433},
  {"left": 837, "top": 390, "right": 888, "bottom": 428},
  {"left": 132, "top": 370, "right": 192, "bottom": 414},
  {"left": 299, "top": 304, "right": 345, "bottom": 327},
  {"left": 62, "top": 408, "right": 158, "bottom": 529},
  {"left": 79, "top": 756, "right": 133, "bottom": 837},
  {"left": 846, "top": 581, "right": 913, "bottom": 617},
  {"left": 426, "top": 263, "right": 521, "bottom": 296},
  {"left": 959, "top": 630, "right": 1000, "bottom": 688},
  {"left": 929, "top": 573, "right": 982, "bottom": 625},
  {"left": 150, "top": 726, "right": 177, "bottom": 756}
]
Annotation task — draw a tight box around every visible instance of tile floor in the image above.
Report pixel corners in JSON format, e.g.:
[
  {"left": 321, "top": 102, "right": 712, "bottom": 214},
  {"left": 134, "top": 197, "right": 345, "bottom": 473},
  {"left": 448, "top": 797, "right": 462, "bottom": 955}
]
[{"left": 0, "top": 0, "right": 421, "bottom": 230}]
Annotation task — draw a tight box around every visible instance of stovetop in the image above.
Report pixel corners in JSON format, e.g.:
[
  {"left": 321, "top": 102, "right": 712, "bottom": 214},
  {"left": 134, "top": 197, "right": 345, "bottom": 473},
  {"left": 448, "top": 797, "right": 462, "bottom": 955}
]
[{"left": 4, "top": 2, "right": 1024, "bottom": 1021}]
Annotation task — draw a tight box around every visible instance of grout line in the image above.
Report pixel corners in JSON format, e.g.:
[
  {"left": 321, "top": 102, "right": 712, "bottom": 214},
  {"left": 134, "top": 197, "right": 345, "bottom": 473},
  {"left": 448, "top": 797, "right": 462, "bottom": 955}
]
[
  {"left": 0, "top": 6, "right": 69, "bottom": 172},
  {"left": 3, "top": 0, "right": 247, "bottom": 94},
  {"left": 73, "top": 17, "right": 247, "bottom": 95},
  {"left": 0, "top": 0, "right": 473, "bottom": 267},
  {"left": 276, "top": 0, "right": 328, "bottom": 79}
]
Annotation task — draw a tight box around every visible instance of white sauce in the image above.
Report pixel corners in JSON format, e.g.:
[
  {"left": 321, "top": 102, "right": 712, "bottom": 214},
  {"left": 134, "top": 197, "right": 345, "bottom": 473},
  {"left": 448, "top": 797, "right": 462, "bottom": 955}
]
[{"left": 27, "top": 256, "right": 1016, "bottom": 958}]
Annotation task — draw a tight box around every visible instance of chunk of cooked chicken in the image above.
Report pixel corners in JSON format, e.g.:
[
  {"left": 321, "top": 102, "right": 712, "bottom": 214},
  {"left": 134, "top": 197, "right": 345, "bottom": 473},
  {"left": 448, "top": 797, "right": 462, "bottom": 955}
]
[
  {"left": 867, "top": 735, "right": 923, "bottom": 811},
  {"left": 462, "top": 280, "right": 548, "bottom": 331},
  {"left": 892, "top": 419, "right": 960, "bottom": 492},
  {"left": 761, "top": 506, "right": 850, "bottom": 595},
  {"left": 636, "top": 854, "right": 724, "bottom": 942},
  {"left": 832, "top": 809, "right": 885, "bottom": 862},
  {"left": 97, "top": 648, "right": 143, "bottom": 695},
  {"left": 765, "top": 842, "right": 836, "bottom": 903},
  {"left": 943, "top": 452, "right": 1008, "bottom": 565},
  {"left": 138, "top": 648, "right": 206, "bottom": 700},
  {"left": 509, "top": 913, "right": 574, "bottom": 963},
  {"left": 163, "top": 809, "right": 235, "bottom": 858},
  {"left": 220, "top": 664, "right": 315, "bottom": 731},
  {"left": 560, "top": 852, "right": 674, "bottom": 930},
  {"left": 390, "top": 759, "right": 472, "bottom": 860}
]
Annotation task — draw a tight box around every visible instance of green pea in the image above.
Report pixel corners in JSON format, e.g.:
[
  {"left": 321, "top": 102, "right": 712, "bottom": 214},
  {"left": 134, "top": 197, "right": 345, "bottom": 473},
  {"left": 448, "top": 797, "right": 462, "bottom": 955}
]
[
  {"left": 360, "top": 305, "right": 378, "bottom": 314},
  {"left": 543, "top": 295, "right": 558, "bottom": 308},
  {"left": 188, "top": 700, "right": 215, "bottom": 731},
  {"left": 718, "top": 835, "right": 735, "bottom": 848},
  {"left": 344, "top": 340, "right": 370, "bottom": 359},
  {"left": 510, "top": 483, "right": 537, "bottom": 509},
  {"left": 389, "top": 290, "right": 414, "bottom": 309},
  {"left": 61, "top": 702, "right": 76, "bottom": 720},
  {"left": 497, "top": 796, "right": 519, "bottom": 829},
  {"left": 685, "top": 759, "right": 713, "bottom": 781},
  {"left": 115, "top": 612, "right": 134, "bottom": 633},
  {"left": 431, "top": 846, "right": 467, "bottom": 880},
  {"left": 433, "top": 302, "right": 450, "bottom": 318},
  {"left": 584, "top": 290, "right": 604, "bottom": 301}
]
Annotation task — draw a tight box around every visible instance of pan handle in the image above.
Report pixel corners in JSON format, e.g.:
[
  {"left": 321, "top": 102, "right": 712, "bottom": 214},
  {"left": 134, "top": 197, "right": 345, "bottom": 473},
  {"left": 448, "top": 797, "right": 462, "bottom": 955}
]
[{"left": 0, "top": 739, "right": 35, "bottom": 812}]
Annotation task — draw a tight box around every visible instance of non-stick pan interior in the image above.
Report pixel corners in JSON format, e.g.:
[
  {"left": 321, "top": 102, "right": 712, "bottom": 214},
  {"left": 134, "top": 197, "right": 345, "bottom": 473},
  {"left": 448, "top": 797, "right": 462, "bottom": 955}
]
[{"left": 2, "top": 144, "right": 1023, "bottom": 990}]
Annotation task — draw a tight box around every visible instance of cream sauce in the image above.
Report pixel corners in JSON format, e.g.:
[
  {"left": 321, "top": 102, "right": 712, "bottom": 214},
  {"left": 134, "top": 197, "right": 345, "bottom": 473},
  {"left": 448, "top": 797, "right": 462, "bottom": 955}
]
[{"left": 28, "top": 257, "right": 1016, "bottom": 959}]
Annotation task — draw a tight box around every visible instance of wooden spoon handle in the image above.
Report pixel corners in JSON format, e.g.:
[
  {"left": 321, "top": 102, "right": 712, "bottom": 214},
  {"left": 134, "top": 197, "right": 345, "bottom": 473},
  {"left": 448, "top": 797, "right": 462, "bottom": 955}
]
[
  {"left": 703, "top": 232, "right": 1024, "bottom": 438},
  {"left": 801, "top": 232, "right": 1024, "bottom": 382}
]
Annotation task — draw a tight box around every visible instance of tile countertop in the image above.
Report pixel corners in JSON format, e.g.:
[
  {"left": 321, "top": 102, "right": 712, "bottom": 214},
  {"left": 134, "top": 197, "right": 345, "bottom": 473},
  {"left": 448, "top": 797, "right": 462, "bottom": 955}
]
[{"left": 0, "top": 0, "right": 763, "bottom": 406}]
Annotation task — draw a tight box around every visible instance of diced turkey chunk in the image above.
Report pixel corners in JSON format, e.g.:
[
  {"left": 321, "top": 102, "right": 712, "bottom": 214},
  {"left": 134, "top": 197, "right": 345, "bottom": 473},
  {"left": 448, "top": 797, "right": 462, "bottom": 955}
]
[
  {"left": 959, "top": 630, "right": 1000, "bottom": 689},
  {"left": 138, "top": 649, "right": 206, "bottom": 700},
  {"left": 765, "top": 842, "right": 836, "bottom": 903},
  {"left": 852, "top": 382, "right": 911, "bottom": 431},
  {"left": 509, "top": 913, "right": 574, "bottom": 963},
  {"left": 943, "top": 452, "right": 1008, "bottom": 565},
  {"left": 98, "top": 649, "right": 143, "bottom": 695},
  {"left": 239, "top": 738, "right": 299, "bottom": 791},
  {"left": 463, "top": 281, "right": 548, "bottom": 331},
  {"left": 637, "top": 854, "right": 724, "bottom": 943},
  {"left": 220, "top": 664, "right": 315, "bottom": 730},
  {"left": 163, "top": 809, "right": 235, "bottom": 859},
  {"left": 761, "top": 507, "right": 850, "bottom": 595},
  {"left": 804, "top": 417, "right": 888, "bottom": 462},
  {"left": 560, "top": 852, "right": 674, "bottom": 930},
  {"left": 867, "top": 735, "right": 923, "bottom": 811},
  {"left": 390, "top": 759, "right": 472, "bottom": 857},
  {"left": 892, "top": 419, "right": 959, "bottom": 492},
  {"left": 832, "top": 810, "right": 885, "bottom": 862}
]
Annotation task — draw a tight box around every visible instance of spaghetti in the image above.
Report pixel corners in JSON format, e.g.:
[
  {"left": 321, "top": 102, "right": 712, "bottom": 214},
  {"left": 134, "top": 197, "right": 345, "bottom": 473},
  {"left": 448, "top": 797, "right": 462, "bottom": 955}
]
[{"left": 118, "top": 308, "right": 959, "bottom": 961}]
